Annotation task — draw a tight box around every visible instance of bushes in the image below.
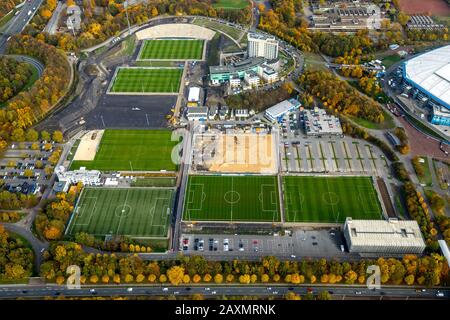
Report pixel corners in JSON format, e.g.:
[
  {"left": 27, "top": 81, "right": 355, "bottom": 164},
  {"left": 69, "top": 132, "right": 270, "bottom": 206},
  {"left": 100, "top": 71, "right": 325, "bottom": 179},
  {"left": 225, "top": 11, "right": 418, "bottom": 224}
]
[
  {"left": 403, "top": 182, "right": 438, "bottom": 251},
  {"left": 392, "top": 162, "right": 410, "bottom": 182},
  {"left": 298, "top": 70, "right": 385, "bottom": 123},
  {"left": 0, "top": 190, "right": 38, "bottom": 210},
  {"left": 0, "top": 225, "right": 34, "bottom": 281},
  {"left": 34, "top": 187, "right": 80, "bottom": 241},
  {"left": 394, "top": 127, "right": 410, "bottom": 154},
  {"left": 40, "top": 244, "right": 449, "bottom": 287},
  {"left": 0, "top": 211, "right": 22, "bottom": 223},
  {"left": 412, "top": 156, "right": 425, "bottom": 178},
  {"left": 0, "top": 57, "right": 33, "bottom": 103}
]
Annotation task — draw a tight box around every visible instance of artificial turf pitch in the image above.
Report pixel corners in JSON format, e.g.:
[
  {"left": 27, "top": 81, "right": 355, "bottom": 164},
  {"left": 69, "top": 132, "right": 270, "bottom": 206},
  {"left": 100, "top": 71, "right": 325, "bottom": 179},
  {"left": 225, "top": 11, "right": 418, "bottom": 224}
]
[
  {"left": 109, "top": 67, "right": 182, "bottom": 93},
  {"left": 139, "top": 39, "right": 204, "bottom": 60},
  {"left": 70, "top": 129, "right": 179, "bottom": 172},
  {"left": 183, "top": 175, "right": 280, "bottom": 222},
  {"left": 67, "top": 188, "right": 174, "bottom": 238},
  {"left": 283, "top": 176, "right": 382, "bottom": 223}
]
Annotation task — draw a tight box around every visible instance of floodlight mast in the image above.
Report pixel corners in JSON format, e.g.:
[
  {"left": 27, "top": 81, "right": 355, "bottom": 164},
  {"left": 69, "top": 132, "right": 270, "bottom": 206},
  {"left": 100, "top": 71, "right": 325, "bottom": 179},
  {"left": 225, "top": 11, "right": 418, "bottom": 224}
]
[{"left": 124, "top": 1, "right": 132, "bottom": 36}]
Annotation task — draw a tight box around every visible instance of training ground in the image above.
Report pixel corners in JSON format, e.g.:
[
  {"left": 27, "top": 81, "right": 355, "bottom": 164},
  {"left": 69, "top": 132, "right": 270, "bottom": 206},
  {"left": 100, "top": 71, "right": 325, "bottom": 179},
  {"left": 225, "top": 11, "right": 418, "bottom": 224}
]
[
  {"left": 66, "top": 187, "right": 174, "bottom": 239},
  {"left": 283, "top": 176, "right": 383, "bottom": 223},
  {"left": 107, "top": 67, "right": 183, "bottom": 94},
  {"left": 70, "top": 129, "right": 180, "bottom": 172},
  {"left": 137, "top": 39, "right": 205, "bottom": 61},
  {"left": 183, "top": 175, "right": 281, "bottom": 222}
]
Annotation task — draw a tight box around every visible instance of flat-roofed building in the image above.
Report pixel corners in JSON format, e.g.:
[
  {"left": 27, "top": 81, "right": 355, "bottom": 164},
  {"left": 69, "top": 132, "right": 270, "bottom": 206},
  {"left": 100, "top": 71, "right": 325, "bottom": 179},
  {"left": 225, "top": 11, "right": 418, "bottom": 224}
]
[
  {"left": 265, "top": 98, "right": 301, "bottom": 123},
  {"left": 188, "top": 87, "right": 201, "bottom": 107},
  {"left": 55, "top": 166, "right": 102, "bottom": 186},
  {"left": 247, "top": 33, "right": 279, "bottom": 60},
  {"left": 259, "top": 66, "right": 278, "bottom": 83},
  {"left": 302, "top": 107, "right": 343, "bottom": 136},
  {"left": 244, "top": 70, "right": 260, "bottom": 87},
  {"left": 210, "top": 57, "right": 265, "bottom": 84},
  {"left": 186, "top": 107, "right": 208, "bottom": 121},
  {"left": 344, "top": 218, "right": 426, "bottom": 255}
]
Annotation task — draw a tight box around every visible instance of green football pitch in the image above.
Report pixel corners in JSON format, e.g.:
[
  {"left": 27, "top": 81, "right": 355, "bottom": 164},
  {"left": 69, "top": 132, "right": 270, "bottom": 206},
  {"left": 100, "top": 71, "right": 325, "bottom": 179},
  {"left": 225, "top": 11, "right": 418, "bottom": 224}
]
[
  {"left": 109, "top": 67, "right": 182, "bottom": 93},
  {"left": 70, "top": 130, "right": 180, "bottom": 172},
  {"left": 66, "top": 188, "right": 174, "bottom": 238},
  {"left": 139, "top": 39, "right": 204, "bottom": 60},
  {"left": 283, "top": 176, "right": 383, "bottom": 223},
  {"left": 183, "top": 175, "right": 280, "bottom": 222},
  {"left": 212, "top": 0, "right": 249, "bottom": 9}
]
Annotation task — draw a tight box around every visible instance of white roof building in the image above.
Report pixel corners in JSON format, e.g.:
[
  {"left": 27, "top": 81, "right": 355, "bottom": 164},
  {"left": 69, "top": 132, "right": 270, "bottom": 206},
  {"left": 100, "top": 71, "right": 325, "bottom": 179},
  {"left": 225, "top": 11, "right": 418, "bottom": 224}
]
[
  {"left": 344, "top": 218, "right": 426, "bottom": 255},
  {"left": 55, "top": 166, "right": 102, "bottom": 186},
  {"left": 188, "top": 87, "right": 201, "bottom": 102},
  {"left": 265, "top": 98, "right": 301, "bottom": 122},
  {"left": 403, "top": 45, "right": 450, "bottom": 109},
  {"left": 186, "top": 107, "right": 208, "bottom": 121}
]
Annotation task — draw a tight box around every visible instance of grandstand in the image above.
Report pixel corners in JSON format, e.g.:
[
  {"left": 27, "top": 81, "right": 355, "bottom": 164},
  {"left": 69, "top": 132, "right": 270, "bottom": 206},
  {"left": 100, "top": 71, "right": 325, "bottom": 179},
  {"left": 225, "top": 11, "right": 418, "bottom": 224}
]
[{"left": 135, "top": 24, "right": 215, "bottom": 41}]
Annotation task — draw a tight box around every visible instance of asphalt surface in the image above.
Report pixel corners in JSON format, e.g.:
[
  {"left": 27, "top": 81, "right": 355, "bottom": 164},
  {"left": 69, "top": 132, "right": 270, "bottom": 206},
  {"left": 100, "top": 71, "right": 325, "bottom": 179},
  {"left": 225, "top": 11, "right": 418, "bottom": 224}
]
[
  {"left": 0, "top": 0, "right": 44, "bottom": 53},
  {"left": 89, "top": 94, "right": 177, "bottom": 129},
  {"left": 0, "top": 283, "right": 448, "bottom": 299}
]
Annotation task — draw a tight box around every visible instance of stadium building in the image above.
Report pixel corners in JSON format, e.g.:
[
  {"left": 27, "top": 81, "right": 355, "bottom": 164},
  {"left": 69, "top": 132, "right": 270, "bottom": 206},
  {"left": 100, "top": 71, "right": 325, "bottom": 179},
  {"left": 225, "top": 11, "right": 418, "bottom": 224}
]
[
  {"left": 344, "top": 218, "right": 426, "bottom": 255},
  {"left": 402, "top": 45, "right": 450, "bottom": 126}
]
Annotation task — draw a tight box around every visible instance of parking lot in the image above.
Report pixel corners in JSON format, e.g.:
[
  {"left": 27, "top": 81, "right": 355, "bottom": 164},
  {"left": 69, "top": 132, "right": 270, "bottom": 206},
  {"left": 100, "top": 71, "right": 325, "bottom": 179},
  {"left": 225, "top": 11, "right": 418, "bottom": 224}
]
[
  {"left": 0, "top": 141, "right": 61, "bottom": 193},
  {"left": 278, "top": 113, "right": 390, "bottom": 176},
  {"left": 180, "top": 229, "right": 349, "bottom": 258}
]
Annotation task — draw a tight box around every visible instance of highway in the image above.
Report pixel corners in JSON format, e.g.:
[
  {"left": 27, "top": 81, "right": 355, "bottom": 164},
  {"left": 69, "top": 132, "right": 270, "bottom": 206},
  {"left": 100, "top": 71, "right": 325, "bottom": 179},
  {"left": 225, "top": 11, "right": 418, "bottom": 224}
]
[
  {"left": 0, "top": 283, "right": 448, "bottom": 299},
  {"left": 0, "top": 0, "right": 44, "bottom": 53}
]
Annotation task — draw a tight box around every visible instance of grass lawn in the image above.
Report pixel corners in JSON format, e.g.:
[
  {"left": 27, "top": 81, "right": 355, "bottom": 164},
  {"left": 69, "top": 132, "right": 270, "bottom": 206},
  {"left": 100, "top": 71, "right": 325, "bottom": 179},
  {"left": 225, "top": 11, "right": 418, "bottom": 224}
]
[
  {"left": 413, "top": 156, "right": 433, "bottom": 186},
  {"left": 139, "top": 39, "right": 204, "bottom": 60},
  {"left": 183, "top": 175, "right": 280, "bottom": 222},
  {"left": 109, "top": 67, "right": 182, "bottom": 93},
  {"left": 70, "top": 129, "right": 180, "bottom": 172},
  {"left": 131, "top": 177, "right": 177, "bottom": 188},
  {"left": 212, "top": 0, "right": 250, "bottom": 9},
  {"left": 283, "top": 176, "right": 383, "bottom": 223},
  {"left": 350, "top": 110, "right": 396, "bottom": 130},
  {"left": 121, "top": 35, "right": 136, "bottom": 56},
  {"left": 67, "top": 188, "right": 174, "bottom": 238},
  {"left": 303, "top": 52, "right": 328, "bottom": 72},
  {"left": 0, "top": 9, "right": 15, "bottom": 30},
  {"left": 135, "top": 61, "right": 179, "bottom": 67},
  {"left": 193, "top": 17, "right": 243, "bottom": 40},
  {"left": 382, "top": 54, "right": 402, "bottom": 69}
]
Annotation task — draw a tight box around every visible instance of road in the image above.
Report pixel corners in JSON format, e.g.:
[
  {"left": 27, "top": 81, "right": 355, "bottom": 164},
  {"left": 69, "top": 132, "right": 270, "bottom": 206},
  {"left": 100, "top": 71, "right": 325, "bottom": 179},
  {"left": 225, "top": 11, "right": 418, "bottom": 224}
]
[
  {"left": 43, "top": 1, "right": 65, "bottom": 35},
  {"left": 0, "top": 0, "right": 44, "bottom": 53},
  {"left": 0, "top": 283, "right": 447, "bottom": 299},
  {"left": 5, "top": 54, "right": 44, "bottom": 76}
]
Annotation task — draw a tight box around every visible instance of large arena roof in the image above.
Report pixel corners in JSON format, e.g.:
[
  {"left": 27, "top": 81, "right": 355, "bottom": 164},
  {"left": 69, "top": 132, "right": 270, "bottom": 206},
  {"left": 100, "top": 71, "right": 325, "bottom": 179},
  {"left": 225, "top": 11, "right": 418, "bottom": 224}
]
[{"left": 403, "top": 45, "right": 450, "bottom": 109}]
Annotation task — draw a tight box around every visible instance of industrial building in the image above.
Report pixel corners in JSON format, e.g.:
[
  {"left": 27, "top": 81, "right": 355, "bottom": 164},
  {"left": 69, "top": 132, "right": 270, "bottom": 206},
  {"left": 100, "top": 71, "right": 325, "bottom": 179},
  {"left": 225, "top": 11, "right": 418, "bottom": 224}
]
[
  {"left": 301, "top": 107, "right": 343, "bottom": 136},
  {"left": 265, "top": 98, "right": 301, "bottom": 123},
  {"left": 309, "top": 1, "right": 382, "bottom": 31},
  {"left": 406, "top": 15, "right": 445, "bottom": 31},
  {"left": 344, "top": 218, "right": 426, "bottom": 255},
  {"left": 247, "top": 33, "right": 279, "bottom": 60},
  {"left": 402, "top": 45, "right": 450, "bottom": 126}
]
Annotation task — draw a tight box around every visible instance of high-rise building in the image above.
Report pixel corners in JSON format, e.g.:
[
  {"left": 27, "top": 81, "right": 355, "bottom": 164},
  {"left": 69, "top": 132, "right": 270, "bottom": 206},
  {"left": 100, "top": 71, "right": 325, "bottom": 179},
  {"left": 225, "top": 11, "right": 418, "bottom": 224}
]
[{"left": 247, "top": 33, "right": 279, "bottom": 60}]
